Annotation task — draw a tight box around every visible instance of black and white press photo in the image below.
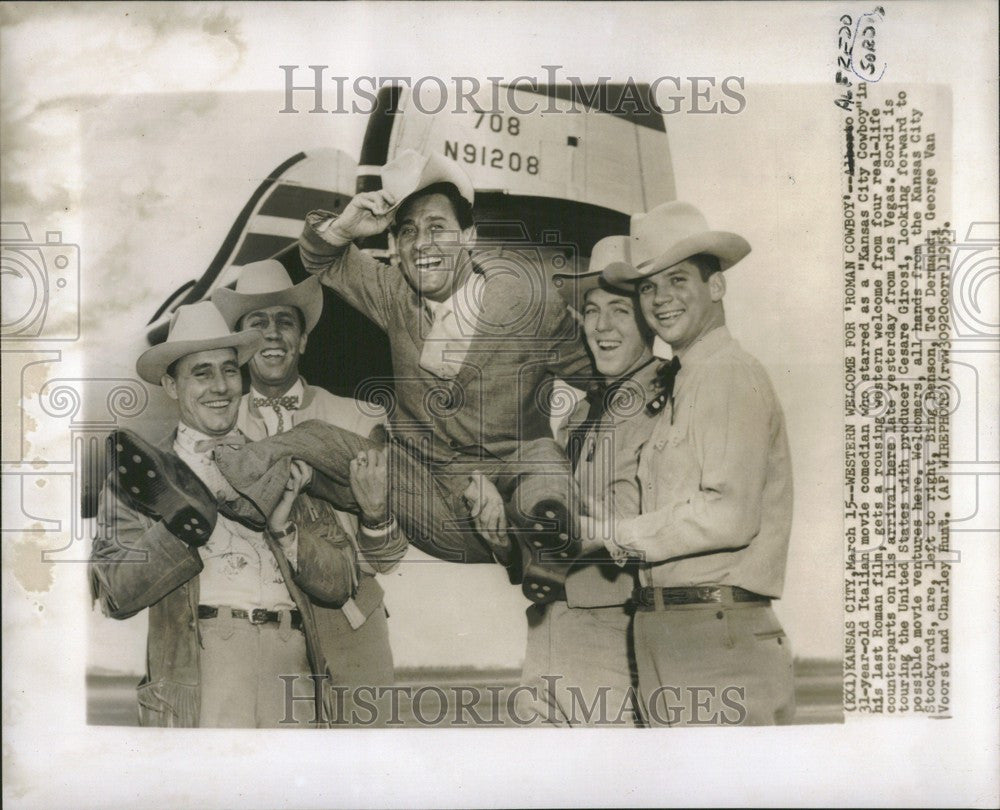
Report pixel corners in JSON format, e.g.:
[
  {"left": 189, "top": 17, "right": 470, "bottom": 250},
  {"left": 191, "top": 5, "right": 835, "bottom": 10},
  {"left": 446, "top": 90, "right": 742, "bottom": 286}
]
[{"left": 2, "top": 2, "right": 997, "bottom": 808}]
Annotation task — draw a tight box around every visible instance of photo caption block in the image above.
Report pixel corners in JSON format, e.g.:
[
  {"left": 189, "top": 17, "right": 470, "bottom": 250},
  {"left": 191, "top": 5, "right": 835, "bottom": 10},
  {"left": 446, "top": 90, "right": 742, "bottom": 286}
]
[{"left": 841, "top": 69, "right": 953, "bottom": 716}]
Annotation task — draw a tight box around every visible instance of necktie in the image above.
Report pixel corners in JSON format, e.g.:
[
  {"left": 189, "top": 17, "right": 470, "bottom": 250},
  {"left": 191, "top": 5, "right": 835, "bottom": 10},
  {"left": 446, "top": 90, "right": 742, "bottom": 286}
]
[
  {"left": 646, "top": 356, "right": 682, "bottom": 417},
  {"left": 193, "top": 431, "right": 247, "bottom": 454},
  {"left": 567, "top": 379, "right": 628, "bottom": 470},
  {"left": 252, "top": 394, "right": 300, "bottom": 433}
]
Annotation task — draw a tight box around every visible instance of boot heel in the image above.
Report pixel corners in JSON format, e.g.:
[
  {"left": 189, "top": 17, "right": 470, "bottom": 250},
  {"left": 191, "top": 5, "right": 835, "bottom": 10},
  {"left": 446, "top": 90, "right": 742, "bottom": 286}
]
[
  {"left": 163, "top": 506, "right": 212, "bottom": 546},
  {"left": 521, "top": 556, "right": 567, "bottom": 605}
]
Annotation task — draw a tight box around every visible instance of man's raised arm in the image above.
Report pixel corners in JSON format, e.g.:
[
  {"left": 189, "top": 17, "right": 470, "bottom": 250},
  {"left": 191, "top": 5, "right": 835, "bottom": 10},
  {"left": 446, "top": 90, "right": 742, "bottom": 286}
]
[{"left": 299, "top": 190, "right": 401, "bottom": 329}]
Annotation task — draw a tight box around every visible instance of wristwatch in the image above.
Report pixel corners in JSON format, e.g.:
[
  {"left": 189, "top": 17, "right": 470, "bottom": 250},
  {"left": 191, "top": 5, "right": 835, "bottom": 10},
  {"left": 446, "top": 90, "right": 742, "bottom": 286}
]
[
  {"left": 270, "top": 521, "right": 296, "bottom": 540},
  {"left": 360, "top": 514, "right": 394, "bottom": 531}
]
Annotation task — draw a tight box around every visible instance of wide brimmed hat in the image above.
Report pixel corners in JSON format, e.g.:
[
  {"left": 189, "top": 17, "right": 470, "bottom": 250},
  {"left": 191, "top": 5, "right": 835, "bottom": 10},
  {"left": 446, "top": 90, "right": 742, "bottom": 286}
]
[
  {"left": 604, "top": 201, "right": 751, "bottom": 285},
  {"left": 381, "top": 149, "right": 475, "bottom": 221},
  {"left": 137, "top": 301, "right": 264, "bottom": 385},
  {"left": 553, "top": 235, "right": 635, "bottom": 312},
  {"left": 212, "top": 260, "right": 322, "bottom": 333}
]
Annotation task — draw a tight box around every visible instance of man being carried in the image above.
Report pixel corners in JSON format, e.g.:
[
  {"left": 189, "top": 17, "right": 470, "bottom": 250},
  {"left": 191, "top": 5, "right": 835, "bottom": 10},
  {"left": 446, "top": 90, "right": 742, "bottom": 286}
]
[{"left": 216, "top": 150, "right": 594, "bottom": 601}]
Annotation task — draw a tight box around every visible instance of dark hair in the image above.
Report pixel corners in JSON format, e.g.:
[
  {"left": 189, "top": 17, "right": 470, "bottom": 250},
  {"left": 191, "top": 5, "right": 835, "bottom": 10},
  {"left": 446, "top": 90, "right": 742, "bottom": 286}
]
[
  {"left": 390, "top": 182, "right": 474, "bottom": 235},
  {"left": 163, "top": 345, "right": 240, "bottom": 381},
  {"left": 688, "top": 253, "right": 722, "bottom": 281},
  {"left": 589, "top": 279, "right": 655, "bottom": 347},
  {"left": 237, "top": 306, "right": 306, "bottom": 335}
]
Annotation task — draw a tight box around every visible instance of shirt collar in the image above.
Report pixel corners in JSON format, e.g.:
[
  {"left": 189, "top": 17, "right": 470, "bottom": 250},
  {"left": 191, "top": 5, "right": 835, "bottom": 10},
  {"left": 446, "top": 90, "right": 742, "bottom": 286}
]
[
  {"left": 675, "top": 325, "right": 733, "bottom": 373},
  {"left": 250, "top": 378, "right": 304, "bottom": 405},
  {"left": 423, "top": 272, "right": 484, "bottom": 322},
  {"left": 175, "top": 421, "right": 241, "bottom": 456},
  {"left": 630, "top": 356, "right": 662, "bottom": 394}
]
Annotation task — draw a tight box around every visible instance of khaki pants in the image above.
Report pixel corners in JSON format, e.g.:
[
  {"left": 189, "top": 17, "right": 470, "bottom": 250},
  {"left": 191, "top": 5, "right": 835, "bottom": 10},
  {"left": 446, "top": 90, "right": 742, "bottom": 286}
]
[
  {"left": 314, "top": 603, "right": 395, "bottom": 728},
  {"left": 634, "top": 603, "right": 796, "bottom": 727},
  {"left": 518, "top": 601, "right": 640, "bottom": 727},
  {"left": 198, "top": 610, "right": 312, "bottom": 728}
]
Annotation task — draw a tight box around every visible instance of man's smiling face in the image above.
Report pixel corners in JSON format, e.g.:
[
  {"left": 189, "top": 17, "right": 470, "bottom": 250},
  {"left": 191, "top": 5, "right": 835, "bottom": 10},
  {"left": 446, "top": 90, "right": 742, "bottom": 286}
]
[
  {"left": 162, "top": 348, "right": 242, "bottom": 436},
  {"left": 394, "top": 191, "right": 475, "bottom": 303},
  {"left": 583, "top": 287, "right": 652, "bottom": 379},
  {"left": 637, "top": 259, "right": 726, "bottom": 354},
  {"left": 240, "top": 305, "right": 306, "bottom": 395}
]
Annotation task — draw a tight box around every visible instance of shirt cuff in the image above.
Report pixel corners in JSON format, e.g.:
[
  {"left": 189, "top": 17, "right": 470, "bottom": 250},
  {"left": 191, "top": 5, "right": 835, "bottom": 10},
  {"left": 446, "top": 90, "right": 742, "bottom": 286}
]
[
  {"left": 310, "top": 213, "right": 351, "bottom": 247},
  {"left": 604, "top": 517, "right": 635, "bottom": 567},
  {"left": 359, "top": 515, "right": 397, "bottom": 538}
]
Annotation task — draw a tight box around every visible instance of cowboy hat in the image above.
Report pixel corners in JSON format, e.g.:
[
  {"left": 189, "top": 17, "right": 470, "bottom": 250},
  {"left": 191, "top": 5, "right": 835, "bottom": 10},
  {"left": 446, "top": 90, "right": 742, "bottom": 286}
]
[
  {"left": 211, "top": 260, "right": 322, "bottom": 334},
  {"left": 380, "top": 149, "right": 475, "bottom": 221},
  {"left": 136, "top": 300, "right": 264, "bottom": 385},
  {"left": 603, "top": 201, "right": 751, "bottom": 285},
  {"left": 552, "top": 234, "right": 635, "bottom": 313}
]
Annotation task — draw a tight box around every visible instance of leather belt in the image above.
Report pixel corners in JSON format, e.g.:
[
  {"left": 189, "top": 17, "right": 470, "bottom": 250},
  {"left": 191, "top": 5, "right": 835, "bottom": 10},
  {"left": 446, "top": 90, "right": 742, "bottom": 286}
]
[
  {"left": 198, "top": 604, "right": 303, "bottom": 630},
  {"left": 632, "top": 585, "right": 771, "bottom": 611}
]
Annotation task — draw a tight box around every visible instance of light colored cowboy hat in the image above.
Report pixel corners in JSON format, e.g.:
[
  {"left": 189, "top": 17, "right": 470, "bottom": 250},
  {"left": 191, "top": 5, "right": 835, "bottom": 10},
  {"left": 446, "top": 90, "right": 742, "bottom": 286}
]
[
  {"left": 603, "top": 201, "right": 751, "bottom": 285},
  {"left": 211, "top": 260, "right": 322, "bottom": 334},
  {"left": 136, "top": 300, "right": 264, "bottom": 385},
  {"left": 552, "top": 235, "right": 635, "bottom": 312},
  {"left": 380, "top": 149, "right": 475, "bottom": 221}
]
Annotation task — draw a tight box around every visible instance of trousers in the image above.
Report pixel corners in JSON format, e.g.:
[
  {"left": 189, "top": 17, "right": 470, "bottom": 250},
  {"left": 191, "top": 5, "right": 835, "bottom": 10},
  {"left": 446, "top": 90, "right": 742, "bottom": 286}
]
[
  {"left": 315, "top": 602, "right": 395, "bottom": 728},
  {"left": 517, "top": 600, "right": 640, "bottom": 727},
  {"left": 197, "top": 609, "right": 312, "bottom": 728},
  {"left": 216, "top": 420, "right": 578, "bottom": 565},
  {"left": 633, "top": 603, "right": 796, "bottom": 727}
]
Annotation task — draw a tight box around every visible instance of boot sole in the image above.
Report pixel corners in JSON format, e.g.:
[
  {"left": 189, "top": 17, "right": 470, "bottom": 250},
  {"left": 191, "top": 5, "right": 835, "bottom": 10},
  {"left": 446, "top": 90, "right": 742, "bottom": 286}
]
[{"left": 111, "top": 431, "right": 215, "bottom": 547}]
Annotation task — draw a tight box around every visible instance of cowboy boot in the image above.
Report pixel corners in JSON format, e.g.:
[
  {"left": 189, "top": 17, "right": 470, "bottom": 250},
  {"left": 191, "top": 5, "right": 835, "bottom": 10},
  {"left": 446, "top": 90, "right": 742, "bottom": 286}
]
[
  {"left": 214, "top": 419, "right": 369, "bottom": 517},
  {"left": 509, "top": 498, "right": 581, "bottom": 605},
  {"left": 109, "top": 430, "right": 216, "bottom": 547}
]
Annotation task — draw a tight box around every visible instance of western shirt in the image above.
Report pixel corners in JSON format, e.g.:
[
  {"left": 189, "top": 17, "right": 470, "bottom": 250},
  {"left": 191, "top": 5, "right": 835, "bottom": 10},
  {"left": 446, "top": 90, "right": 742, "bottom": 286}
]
[
  {"left": 611, "top": 327, "right": 794, "bottom": 598},
  {"left": 174, "top": 422, "right": 296, "bottom": 611},
  {"left": 559, "top": 359, "right": 660, "bottom": 607}
]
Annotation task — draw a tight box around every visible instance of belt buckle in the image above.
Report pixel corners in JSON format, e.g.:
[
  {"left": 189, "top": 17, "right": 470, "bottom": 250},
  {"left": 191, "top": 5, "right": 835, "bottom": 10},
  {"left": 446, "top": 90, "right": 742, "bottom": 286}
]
[
  {"left": 697, "top": 586, "right": 719, "bottom": 603},
  {"left": 249, "top": 608, "right": 269, "bottom": 625}
]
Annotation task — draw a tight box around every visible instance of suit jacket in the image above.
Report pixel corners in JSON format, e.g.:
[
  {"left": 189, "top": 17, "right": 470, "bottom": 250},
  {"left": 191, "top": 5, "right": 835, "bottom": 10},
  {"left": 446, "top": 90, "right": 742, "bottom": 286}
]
[
  {"left": 300, "top": 214, "right": 594, "bottom": 463},
  {"left": 89, "top": 429, "right": 366, "bottom": 727}
]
